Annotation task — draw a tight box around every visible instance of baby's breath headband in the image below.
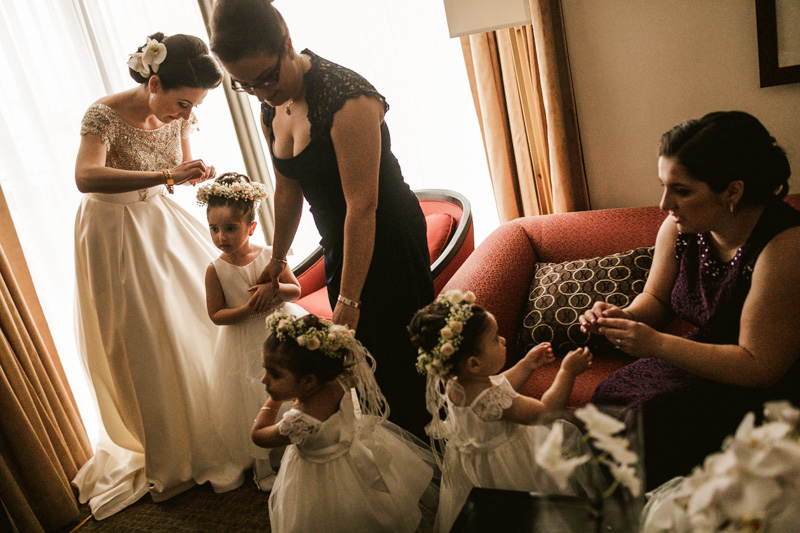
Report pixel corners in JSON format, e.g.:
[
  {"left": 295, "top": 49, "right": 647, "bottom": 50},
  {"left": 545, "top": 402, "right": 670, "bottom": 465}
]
[
  {"left": 266, "top": 311, "right": 356, "bottom": 360},
  {"left": 196, "top": 173, "right": 269, "bottom": 206},
  {"left": 416, "top": 290, "right": 476, "bottom": 376},
  {"left": 128, "top": 37, "right": 167, "bottom": 78}
]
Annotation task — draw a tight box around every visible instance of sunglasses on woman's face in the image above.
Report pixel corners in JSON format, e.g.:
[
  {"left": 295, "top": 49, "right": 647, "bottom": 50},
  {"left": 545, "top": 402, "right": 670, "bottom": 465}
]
[{"left": 231, "top": 54, "right": 282, "bottom": 94}]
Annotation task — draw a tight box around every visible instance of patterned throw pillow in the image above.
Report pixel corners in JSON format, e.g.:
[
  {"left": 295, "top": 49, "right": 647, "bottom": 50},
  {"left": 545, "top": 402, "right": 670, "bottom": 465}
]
[{"left": 516, "top": 246, "right": 654, "bottom": 357}]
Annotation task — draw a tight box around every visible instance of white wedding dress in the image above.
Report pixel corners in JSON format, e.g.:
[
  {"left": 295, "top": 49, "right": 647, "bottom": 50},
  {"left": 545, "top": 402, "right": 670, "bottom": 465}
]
[{"left": 72, "top": 103, "right": 240, "bottom": 519}]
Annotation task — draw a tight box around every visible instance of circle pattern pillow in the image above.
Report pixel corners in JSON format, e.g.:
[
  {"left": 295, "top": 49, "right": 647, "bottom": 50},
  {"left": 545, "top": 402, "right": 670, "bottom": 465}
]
[{"left": 516, "top": 246, "right": 654, "bottom": 357}]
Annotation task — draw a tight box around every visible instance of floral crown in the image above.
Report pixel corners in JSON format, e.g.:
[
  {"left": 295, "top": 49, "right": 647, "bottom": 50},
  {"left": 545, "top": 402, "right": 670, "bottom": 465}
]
[
  {"left": 415, "top": 290, "right": 477, "bottom": 376},
  {"left": 128, "top": 37, "right": 167, "bottom": 78},
  {"left": 266, "top": 311, "right": 357, "bottom": 360},
  {"left": 196, "top": 173, "right": 269, "bottom": 206}
]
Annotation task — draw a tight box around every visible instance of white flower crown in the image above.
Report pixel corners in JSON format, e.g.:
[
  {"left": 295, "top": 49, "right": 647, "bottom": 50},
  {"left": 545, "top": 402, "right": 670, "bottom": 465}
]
[
  {"left": 128, "top": 38, "right": 167, "bottom": 78},
  {"left": 196, "top": 174, "right": 269, "bottom": 206},
  {"left": 415, "top": 290, "right": 477, "bottom": 376},
  {"left": 266, "top": 311, "right": 357, "bottom": 360}
]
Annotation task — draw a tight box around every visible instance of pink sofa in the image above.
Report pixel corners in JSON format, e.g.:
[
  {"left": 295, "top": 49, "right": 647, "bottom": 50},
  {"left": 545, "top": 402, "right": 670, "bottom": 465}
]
[{"left": 442, "top": 194, "right": 800, "bottom": 406}]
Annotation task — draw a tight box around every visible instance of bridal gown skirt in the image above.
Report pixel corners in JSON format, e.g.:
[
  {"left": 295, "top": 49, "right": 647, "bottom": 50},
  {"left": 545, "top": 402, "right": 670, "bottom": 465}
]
[{"left": 72, "top": 187, "right": 241, "bottom": 519}]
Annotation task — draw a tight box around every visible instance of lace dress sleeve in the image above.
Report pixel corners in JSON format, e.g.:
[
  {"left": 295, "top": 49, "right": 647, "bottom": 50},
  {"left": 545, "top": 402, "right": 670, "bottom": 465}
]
[
  {"left": 80, "top": 103, "right": 113, "bottom": 150},
  {"left": 278, "top": 409, "right": 321, "bottom": 444},
  {"left": 471, "top": 376, "right": 519, "bottom": 422}
]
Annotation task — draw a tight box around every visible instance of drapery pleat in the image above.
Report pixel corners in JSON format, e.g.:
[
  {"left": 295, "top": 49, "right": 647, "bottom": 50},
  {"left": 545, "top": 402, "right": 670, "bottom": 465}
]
[
  {"left": 461, "top": 0, "right": 589, "bottom": 222},
  {"left": 0, "top": 187, "right": 92, "bottom": 532}
]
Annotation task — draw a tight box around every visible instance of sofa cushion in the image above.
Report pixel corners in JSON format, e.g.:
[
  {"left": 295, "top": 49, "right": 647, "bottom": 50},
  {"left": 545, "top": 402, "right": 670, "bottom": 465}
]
[
  {"left": 426, "top": 212, "right": 457, "bottom": 263},
  {"left": 516, "top": 246, "right": 654, "bottom": 357}
]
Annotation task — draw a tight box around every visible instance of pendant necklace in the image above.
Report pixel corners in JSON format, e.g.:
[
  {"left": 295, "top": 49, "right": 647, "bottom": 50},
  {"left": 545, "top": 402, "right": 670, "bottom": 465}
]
[{"left": 285, "top": 100, "right": 294, "bottom": 115}]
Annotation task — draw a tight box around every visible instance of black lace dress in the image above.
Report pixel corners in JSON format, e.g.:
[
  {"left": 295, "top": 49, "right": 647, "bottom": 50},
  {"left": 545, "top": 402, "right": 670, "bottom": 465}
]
[
  {"left": 592, "top": 200, "right": 800, "bottom": 489},
  {"left": 263, "top": 50, "right": 434, "bottom": 437}
]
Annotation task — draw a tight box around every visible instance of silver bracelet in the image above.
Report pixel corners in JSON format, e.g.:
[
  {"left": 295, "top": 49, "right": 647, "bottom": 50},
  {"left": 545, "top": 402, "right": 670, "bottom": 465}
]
[
  {"left": 337, "top": 294, "right": 361, "bottom": 310},
  {"left": 271, "top": 257, "right": 288, "bottom": 265}
]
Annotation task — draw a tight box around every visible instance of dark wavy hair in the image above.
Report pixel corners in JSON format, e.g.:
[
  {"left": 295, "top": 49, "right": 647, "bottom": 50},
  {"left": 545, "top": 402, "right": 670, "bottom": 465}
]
[
  {"left": 205, "top": 172, "right": 260, "bottom": 224},
  {"left": 210, "top": 0, "right": 289, "bottom": 63},
  {"left": 408, "top": 301, "right": 492, "bottom": 376},
  {"left": 658, "top": 111, "right": 790, "bottom": 205},
  {"left": 128, "top": 32, "right": 223, "bottom": 90},
  {"left": 264, "top": 314, "right": 347, "bottom": 384}
]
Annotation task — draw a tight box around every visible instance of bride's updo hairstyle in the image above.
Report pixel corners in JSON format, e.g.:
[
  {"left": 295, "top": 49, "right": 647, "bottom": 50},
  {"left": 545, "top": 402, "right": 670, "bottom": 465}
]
[
  {"left": 210, "top": 0, "right": 289, "bottom": 63},
  {"left": 128, "top": 32, "right": 223, "bottom": 90},
  {"left": 408, "top": 301, "right": 491, "bottom": 376},
  {"left": 658, "top": 111, "right": 791, "bottom": 205}
]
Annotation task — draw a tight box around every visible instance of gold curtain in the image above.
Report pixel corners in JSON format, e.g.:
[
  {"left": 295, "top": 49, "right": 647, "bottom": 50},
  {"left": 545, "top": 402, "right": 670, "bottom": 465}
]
[
  {"left": 462, "top": 0, "right": 589, "bottom": 222},
  {"left": 0, "top": 187, "right": 92, "bottom": 532}
]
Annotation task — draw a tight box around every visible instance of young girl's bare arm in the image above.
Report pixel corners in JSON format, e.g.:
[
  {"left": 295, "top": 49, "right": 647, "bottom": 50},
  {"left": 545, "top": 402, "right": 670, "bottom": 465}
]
[
  {"left": 205, "top": 264, "right": 255, "bottom": 325},
  {"left": 247, "top": 260, "right": 302, "bottom": 312},
  {"left": 502, "top": 347, "right": 592, "bottom": 425},
  {"left": 503, "top": 343, "right": 554, "bottom": 390},
  {"left": 251, "top": 398, "right": 291, "bottom": 449}
]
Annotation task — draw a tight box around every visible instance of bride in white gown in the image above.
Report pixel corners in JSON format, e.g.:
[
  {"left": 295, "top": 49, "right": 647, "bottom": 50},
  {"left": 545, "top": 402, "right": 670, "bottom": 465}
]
[{"left": 72, "top": 32, "right": 242, "bottom": 519}]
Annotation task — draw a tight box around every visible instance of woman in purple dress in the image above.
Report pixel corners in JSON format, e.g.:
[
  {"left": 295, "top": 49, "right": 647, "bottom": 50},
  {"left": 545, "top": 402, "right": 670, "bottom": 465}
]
[{"left": 580, "top": 111, "right": 800, "bottom": 490}]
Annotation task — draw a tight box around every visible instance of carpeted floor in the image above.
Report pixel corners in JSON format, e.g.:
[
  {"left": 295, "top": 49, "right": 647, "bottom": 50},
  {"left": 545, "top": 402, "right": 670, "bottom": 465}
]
[
  {"left": 64, "top": 481, "right": 436, "bottom": 533},
  {"left": 68, "top": 482, "right": 271, "bottom": 533}
]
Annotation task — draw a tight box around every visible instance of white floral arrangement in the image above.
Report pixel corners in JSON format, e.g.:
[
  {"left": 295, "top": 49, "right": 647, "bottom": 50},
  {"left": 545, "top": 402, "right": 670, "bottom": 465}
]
[
  {"left": 128, "top": 38, "right": 167, "bottom": 78},
  {"left": 196, "top": 175, "right": 269, "bottom": 206},
  {"left": 642, "top": 401, "right": 800, "bottom": 532},
  {"left": 535, "top": 403, "right": 643, "bottom": 498},
  {"left": 415, "top": 289, "right": 477, "bottom": 376},
  {"left": 265, "top": 310, "right": 356, "bottom": 360}
]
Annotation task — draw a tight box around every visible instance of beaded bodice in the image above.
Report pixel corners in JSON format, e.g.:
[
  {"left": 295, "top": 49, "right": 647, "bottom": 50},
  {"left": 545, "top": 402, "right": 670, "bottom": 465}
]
[
  {"left": 80, "top": 103, "right": 196, "bottom": 172},
  {"left": 671, "top": 200, "right": 800, "bottom": 343}
]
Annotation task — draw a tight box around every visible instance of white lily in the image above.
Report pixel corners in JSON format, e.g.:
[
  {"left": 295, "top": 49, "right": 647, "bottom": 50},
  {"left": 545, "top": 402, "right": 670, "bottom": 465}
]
[
  {"left": 534, "top": 422, "right": 591, "bottom": 492},
  {"left": 142, "top": 38, "right": 167, "bottom": 73},
  {"left": 591, "top": 432, "right": 638, "bottom": 466},
  {"left": 127, "top": 52, "right": 149, "bottom": 77},
  {"left": 575, "top": 403, "right": 626, "bottom": 437}
]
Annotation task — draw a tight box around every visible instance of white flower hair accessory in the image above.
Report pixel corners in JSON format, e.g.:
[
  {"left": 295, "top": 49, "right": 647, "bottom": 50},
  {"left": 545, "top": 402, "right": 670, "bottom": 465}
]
[
  {"left": 196, "top": 173, "right": 269, "bottom": 206},
  {"left": 415, "top": 289, "right": 477, "bottom": 376},
  {"left": 128, "top": 37, "right": 167, "bottom": 78},
  {"left": 265, "top": 310, "right": 356, "bottom": 360}
]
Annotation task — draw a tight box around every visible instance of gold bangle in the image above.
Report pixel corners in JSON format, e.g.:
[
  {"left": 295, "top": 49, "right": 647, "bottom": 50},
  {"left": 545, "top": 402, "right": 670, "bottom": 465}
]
[
  {"left": 337, "top": 294, "right": 361, "bottom": 310},
  {"left": 161, "top": 169, "right": 174, "bottom": 194},
  {"left": 260, "top": 406, "right": 276, "bottom": 412}
]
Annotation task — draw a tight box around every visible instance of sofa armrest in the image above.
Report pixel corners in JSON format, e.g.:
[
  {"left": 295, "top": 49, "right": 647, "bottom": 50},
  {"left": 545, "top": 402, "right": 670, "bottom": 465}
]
[{"left": 443, "top": 220, "right": 538, "bottom": 355}]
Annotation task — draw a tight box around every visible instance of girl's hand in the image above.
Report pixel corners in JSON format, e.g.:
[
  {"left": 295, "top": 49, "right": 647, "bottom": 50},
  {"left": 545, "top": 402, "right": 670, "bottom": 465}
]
[
  {"left": 332, "top": 301, "right": 360, "bottom": 331},
  {"left": 561, "top": 347, "right": 593, "bottom": 376},
  {"left": 523, "top": 342, "right": 555, "bottom": 370},
  {"left": 596, "top": 316, "right": 662, "bottom": 358},
  {"left": 170, "top": 159, "right": 214, "bottom": 185},
  {"left": 247, "top": 283, "right": 278, "bottom": 313},
  {"left": 579, "top": 302, "right": 629, "bottom": 335}
]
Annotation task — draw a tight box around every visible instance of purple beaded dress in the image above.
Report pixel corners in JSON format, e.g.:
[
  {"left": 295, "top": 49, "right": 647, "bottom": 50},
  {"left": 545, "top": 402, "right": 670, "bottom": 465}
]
[{"left": 592, "top": 200, "right": 800, "bottom": 489}]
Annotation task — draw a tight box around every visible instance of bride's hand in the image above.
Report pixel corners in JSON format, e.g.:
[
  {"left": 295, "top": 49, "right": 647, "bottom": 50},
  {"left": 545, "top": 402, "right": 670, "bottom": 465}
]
[{"left": 170, "top": 159, "right": 214, "bottom": 185}]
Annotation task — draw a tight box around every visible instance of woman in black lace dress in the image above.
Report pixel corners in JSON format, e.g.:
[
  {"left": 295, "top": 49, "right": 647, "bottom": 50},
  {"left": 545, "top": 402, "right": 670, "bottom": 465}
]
[
  {"left": 580, "top": 111, "right": 800, "bottom": 489},
  {"left": 210, "top": 0, "right": 433, "bottom": 437}
]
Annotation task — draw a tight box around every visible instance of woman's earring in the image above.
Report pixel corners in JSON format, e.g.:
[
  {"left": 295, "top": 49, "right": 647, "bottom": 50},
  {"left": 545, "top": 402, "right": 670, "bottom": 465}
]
[{"left": 729, "top": 202, "right": 735, "bottom": 213}]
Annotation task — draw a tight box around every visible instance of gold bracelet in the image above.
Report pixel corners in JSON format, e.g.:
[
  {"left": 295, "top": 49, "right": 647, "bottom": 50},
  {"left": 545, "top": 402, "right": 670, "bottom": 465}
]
[
  {"left": 161, "top": 169, "right": 174, "bottom": 194},
  {"left": 337, "top": 294, "right": 361, "bottom": 310},
  {"left": 271, "top": 257, "right": 288, "bottom": 265},
  {"left": 260, "top": 406, "right": 276, "bottom": 412}
]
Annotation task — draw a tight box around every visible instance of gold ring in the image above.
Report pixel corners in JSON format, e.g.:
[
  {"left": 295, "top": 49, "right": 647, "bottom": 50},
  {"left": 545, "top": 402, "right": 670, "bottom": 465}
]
[{"left": 616, "top": 339, "right": 622, "bottom": 347}]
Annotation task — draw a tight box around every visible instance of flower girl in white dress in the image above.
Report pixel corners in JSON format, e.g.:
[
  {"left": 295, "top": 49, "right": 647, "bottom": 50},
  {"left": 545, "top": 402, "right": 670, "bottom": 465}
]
[
  {"left": 409, "top": 290, "right": 595, "bottom": 532},
  {"left": 199, "top": 173, "right": 306, "bottom": 490},
  {"left": 252, "top": 311, "right": 437, "bottom": 533}
]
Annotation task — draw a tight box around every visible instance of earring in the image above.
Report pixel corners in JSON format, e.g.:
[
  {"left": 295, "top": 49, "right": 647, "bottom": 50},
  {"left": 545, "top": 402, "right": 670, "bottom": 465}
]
[{"left": 729, "top": 202, "right": 735, "bottom": 213}]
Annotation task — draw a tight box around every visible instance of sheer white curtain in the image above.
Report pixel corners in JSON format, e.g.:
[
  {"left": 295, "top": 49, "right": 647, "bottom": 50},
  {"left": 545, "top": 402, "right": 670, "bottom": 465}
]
[{"left": 0, "top": 0, "right": 248, "bottom": 444}]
